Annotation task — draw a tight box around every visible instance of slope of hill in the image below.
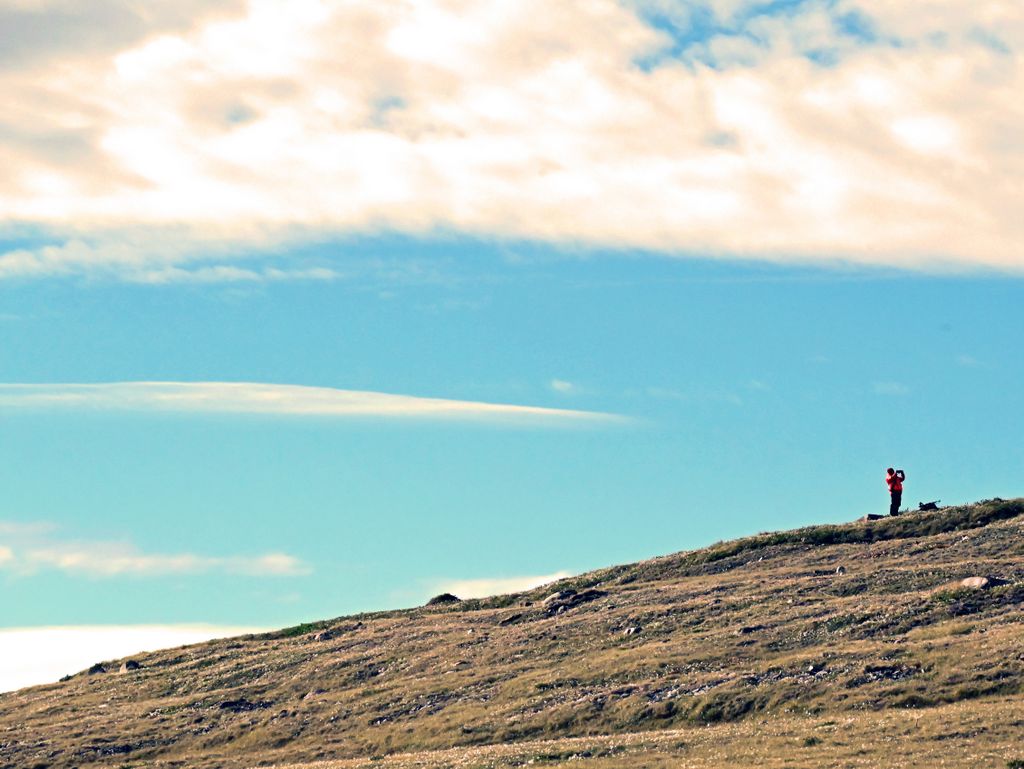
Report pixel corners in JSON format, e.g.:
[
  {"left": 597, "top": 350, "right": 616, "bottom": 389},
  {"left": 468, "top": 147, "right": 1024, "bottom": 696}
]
[{"left": 3, "top": 499, "right": 1024, "bottom": 769}]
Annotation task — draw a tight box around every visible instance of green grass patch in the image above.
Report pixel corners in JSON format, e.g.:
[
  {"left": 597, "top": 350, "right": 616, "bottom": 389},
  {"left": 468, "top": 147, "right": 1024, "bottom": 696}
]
[{"left": 272, "top": 622, "right": 324, "bottom": 638}]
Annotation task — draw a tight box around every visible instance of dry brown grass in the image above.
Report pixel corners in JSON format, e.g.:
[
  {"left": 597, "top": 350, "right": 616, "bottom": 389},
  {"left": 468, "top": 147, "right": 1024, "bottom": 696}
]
[
  {"left": 2, "top": 499, "right": 1023, "bottom": 769},
  {"left": 272, "top": 696, "right": 1024, "bottom": 769}
]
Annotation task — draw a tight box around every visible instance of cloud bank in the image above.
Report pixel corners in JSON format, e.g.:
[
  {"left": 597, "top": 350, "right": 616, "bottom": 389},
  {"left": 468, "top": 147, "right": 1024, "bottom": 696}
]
[
  {"left": 0, "top": 0, "right": 1021, "bottom": 276},
  {"left": 0, "top": 624, "right": 263, "bottom": 693},
  {"left": 0, "top": 381, "right": 620, "bottom": 423}
]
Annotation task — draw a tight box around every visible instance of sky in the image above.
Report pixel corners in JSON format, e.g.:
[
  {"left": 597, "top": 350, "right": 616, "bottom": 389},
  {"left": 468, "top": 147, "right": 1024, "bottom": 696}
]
[{"left": 1, "top": 0, "right": 1022, "bottom": 692}]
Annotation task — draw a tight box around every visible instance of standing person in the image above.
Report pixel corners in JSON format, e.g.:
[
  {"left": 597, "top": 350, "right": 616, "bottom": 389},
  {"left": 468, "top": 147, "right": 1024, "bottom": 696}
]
[{"left": 886, "top": 468, "right": 906, "bottom": 516}]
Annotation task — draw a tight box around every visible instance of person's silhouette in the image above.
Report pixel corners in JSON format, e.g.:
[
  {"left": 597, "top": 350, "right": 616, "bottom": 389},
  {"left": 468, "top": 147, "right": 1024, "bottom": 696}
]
[{"left": 886, "top": 468, "right": 906, "bottom": 516}]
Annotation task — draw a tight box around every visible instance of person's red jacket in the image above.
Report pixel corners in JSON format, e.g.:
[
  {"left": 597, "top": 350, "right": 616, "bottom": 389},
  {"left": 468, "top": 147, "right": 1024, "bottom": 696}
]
[{"left": 887, "top": 471, "right": 905, "bottom": 492}]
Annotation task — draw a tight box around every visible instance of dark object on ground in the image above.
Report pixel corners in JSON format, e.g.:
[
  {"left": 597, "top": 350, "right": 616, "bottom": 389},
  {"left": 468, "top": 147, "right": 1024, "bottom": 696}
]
[
  {"left": 736, "top": 624, "right": 766, "bottom": 635},
  {"left": 118, "top": 660, "right": 142, "bottom": 674},
  {"left": 426, "top": 593, "right": 461, "bottom": 606},
  {"left": 543, "top": 589, "right": 578, "bottom": 605},
  {"left": 919, "top": 500, "right": 941, "bottom": 511},
  {"left": 543, "top": 588, "right": 608, "bottom": 615},
  {"left": 87, "top": 663, "right": 106, "bottom": 675},
  {"left": 219, "top": 698, "right": 271, "bottom": 713},
  {"left": 311, "top": 622, "right": 364, "bottom": 641},
  {"left": 860, "top": 514, "right": 885, "bottom": 521}
]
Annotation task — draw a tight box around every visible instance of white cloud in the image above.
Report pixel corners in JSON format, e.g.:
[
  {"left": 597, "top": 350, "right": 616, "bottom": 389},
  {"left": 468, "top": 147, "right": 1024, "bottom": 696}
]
[
  {"left": 0, "top": 237, "right": 339, "bottom": 283},
  {"left": 125, "top": 265, "right": 339, "bottom": 285},
  {"left": 872, "top": 381, "right": 910, "bottom": 396},
  {"left": 0, "top": 0, "right": 1020, "bottom": 275},
  {"left": 0, "top": 518, "right": 310, "bottom": 578},
  {"left": 432, "top": 570, "right": 574, "bottom": 600},
  {"left": 549, "top": 379, "right": 577, "bottom": 394},
  {"left": 0, "top": 624, "right": 263, "bottom": 694},
  {"left": 230, "top": 553, "right": 309, "bottom": 577},
  {"left": 18, "top": 544, "right": 310, "bottom": 577},
  {"left": 0, "top": 381, "right": 622, "bottom": 423},
  {"left": 0, "top": 521, "right": 56, "bottom": 536}
]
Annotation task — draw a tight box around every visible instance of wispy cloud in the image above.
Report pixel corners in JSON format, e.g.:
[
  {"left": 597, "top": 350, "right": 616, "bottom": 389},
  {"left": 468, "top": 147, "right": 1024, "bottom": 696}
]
[
  {"left": 549, "top": 379, "right": 578, "bottom": 394},
  {"left": 19, "top": 545, "right": 310, "bottom": 578},
  {"left": 0, "top": 624, "right": 263, "bottom": 694},
  {"left": 126, "top": 265, "right": 340, "bottom": 285},
  {"left": 431, "top": 571, "right": 574, "bottom": 600},
  {"left": 0, "top": 0, "right": 1021, "bottom": 277},
  {"left": 872, "top": 381, "right": 910, "bottom": 396},
  {"left": 0, "top": 520, "right": 310, "bottom": 578},
  {"left": 0, "top": 382, "right": 623, "bottom": 423},
  {"left": 0, "top": 521, "right": 57, "bottom": 536},
  {"left": 0, "top": 238, "right": 339, "bottom": 283}
]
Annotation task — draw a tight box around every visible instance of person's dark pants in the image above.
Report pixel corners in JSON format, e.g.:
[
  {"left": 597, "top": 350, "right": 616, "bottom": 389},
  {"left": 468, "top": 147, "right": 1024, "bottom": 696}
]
[{"left": 890, "top": 490, "right": 902, "bottom": 516}]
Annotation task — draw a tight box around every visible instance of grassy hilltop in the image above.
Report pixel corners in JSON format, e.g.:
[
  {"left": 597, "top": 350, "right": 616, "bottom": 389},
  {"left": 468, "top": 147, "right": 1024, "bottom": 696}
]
[{"left": 3, "top": 499, "right": 1024, "bottom": 769}]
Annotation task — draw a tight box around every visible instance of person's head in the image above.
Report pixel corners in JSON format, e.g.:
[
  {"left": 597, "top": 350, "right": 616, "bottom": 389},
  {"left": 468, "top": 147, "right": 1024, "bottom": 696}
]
[{"left": 886, "top": 467, "right": 894, "bottom": 475}]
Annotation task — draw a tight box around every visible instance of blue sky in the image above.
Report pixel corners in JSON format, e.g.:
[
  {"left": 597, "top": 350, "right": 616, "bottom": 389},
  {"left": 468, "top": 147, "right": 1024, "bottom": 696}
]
[{"left": 1, "top": 0, "right": 1022, "bottom": 690}]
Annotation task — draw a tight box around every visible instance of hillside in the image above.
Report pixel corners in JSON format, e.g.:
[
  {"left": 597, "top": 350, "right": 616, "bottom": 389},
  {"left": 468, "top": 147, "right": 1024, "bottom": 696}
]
[{"left": 3, "top": 499, "right": 1024, "bottom": 769}]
